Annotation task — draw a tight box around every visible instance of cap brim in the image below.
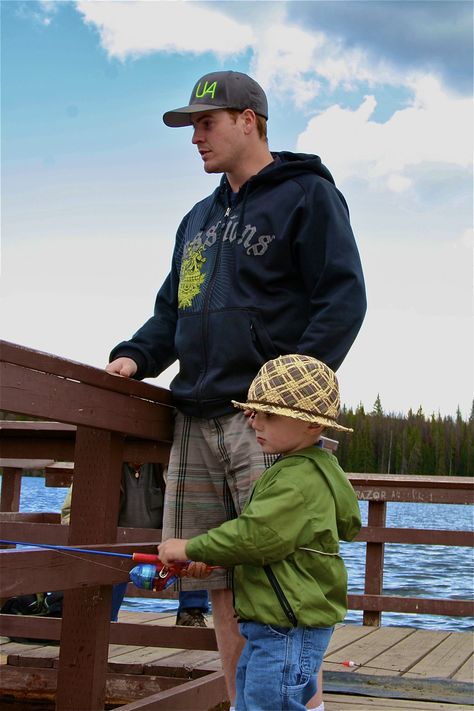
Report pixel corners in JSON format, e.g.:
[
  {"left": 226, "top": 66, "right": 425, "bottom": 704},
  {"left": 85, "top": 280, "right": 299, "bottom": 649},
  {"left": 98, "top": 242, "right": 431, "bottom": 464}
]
[
  {"left": 163, "top": 104, "right": 227, "bottom": 127},
  {"left": 231, "top": 400, "right": 353, "bottom": 433}
]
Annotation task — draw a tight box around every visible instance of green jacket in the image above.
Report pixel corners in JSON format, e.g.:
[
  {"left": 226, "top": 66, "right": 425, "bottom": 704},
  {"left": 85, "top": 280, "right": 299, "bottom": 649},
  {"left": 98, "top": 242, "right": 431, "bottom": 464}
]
[{"left": 186, "top": 446, "right": 361, "bottom": 628}]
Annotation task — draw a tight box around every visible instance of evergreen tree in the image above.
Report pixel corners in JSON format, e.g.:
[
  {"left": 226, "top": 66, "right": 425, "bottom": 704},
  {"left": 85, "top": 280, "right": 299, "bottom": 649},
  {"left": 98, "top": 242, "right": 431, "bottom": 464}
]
[{"left": 336, "top": 400, "right": 470, "bottom": 476}]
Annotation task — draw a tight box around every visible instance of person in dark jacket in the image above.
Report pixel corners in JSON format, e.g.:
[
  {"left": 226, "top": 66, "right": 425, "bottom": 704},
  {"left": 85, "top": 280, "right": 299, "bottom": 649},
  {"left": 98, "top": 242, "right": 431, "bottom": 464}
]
[{"left": 106, "top": 70, "right": 366, "bottom": 710}]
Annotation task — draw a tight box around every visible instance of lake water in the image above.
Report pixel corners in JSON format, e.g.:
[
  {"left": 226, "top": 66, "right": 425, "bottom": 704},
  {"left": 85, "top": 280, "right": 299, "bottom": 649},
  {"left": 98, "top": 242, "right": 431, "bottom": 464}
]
[{"left": 7, "top": 476, "right": 474, "bottom": 632}]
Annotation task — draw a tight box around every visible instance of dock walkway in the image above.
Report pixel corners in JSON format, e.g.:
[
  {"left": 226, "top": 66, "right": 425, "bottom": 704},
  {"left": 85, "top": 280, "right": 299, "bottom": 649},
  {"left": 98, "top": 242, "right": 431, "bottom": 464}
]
[{"left": 1, "top": 612, "right": 472, "bottom": 710}]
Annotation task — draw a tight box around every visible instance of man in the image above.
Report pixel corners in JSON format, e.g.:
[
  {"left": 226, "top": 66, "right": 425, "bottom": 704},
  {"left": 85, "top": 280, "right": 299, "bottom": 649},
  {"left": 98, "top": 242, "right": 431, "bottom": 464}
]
[{"left": 106, "top": 70, "right": 366, "bottom": 711}]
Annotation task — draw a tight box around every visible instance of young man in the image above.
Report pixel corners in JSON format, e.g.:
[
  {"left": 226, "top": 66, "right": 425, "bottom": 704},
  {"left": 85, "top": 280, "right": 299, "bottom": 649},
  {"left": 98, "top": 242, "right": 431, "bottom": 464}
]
[
  {"left": 106, "top": 70, "right": 366, "bottom": 708},
  {"left": 159, "top": 354, "right": 361, "bottom": 711}
]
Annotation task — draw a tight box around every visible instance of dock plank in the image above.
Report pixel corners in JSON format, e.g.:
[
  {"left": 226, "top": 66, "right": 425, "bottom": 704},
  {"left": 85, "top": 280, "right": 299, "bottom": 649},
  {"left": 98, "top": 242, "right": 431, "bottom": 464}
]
[
  {"left": 324, "top": 693, "right": 474, "bottom": 710},
  {"left": 106, "top": 643, "right": 184, "bottom": 674},
  {"left": 326, "top": 622, "right": 375, "bottom": 654},
  {"left": 452, "top": 654, "right": 474, "bottom": 683},
  {"left": 0, "top": 639, "right": 47, "bottom": 665},
  {"left": 404, "top": 631, "right": 474, "bottom": 679},
  {"left": 324, "top": 625, "right": 416, "bottom": 672},
  {"left": 7, "top": 643, "right": 59, "bottom": 668},
  {"left": 143, "top": 649, "right": 222, "bottom": 678},
  {"left": 117, "top": 611, "right": 173, "bottom": 624},
  {"left": 361, "top": 629, "right": 451, "bottom": 676}
]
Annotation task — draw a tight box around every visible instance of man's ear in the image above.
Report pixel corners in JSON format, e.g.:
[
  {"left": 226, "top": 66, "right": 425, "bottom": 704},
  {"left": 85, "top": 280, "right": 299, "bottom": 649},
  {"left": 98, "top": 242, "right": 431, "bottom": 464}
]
[{"left": 240, "top": 108, "right": 257, "bottom": 135}]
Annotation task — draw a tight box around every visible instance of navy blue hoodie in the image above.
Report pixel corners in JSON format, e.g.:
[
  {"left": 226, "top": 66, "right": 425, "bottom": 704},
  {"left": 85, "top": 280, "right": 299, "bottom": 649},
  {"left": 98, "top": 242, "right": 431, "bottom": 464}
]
[{"left": 110, "top": 151, "right": 366, "bottom": 417}]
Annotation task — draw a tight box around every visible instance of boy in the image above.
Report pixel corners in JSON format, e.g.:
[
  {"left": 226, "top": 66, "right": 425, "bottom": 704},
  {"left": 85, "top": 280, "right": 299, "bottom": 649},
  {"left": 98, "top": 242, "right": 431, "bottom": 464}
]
[{"left": 159, "top": 354, "right": 361, "bottom": 711}]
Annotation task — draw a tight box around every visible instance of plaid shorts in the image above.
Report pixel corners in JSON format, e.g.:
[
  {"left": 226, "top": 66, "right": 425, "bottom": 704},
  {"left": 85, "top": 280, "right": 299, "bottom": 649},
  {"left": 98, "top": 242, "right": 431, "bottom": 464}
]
[{"left": 162, "top": 410, "right": 276, "bottom": 590}]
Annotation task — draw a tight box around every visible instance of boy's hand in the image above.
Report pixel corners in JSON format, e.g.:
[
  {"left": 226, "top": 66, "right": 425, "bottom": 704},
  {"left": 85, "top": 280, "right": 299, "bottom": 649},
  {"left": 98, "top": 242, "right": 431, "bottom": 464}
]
[
  {"left": 158, "top": 538, "right": 189, "bottom": 564},
  {"left": 185, "top": 561, "right": 212, "bottom": 579}
]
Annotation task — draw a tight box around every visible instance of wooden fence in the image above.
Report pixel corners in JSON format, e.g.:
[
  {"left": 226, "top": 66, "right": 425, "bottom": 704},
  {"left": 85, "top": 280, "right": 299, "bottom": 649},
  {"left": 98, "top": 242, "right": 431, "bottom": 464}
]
[{"left": 1, "top": 340, "right": 473, "bottom": 710}]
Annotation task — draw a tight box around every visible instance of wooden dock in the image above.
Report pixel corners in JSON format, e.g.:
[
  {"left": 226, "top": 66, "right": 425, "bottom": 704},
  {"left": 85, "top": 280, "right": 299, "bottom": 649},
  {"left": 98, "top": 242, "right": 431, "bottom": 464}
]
[
  {"left": 1, "top": 612, "right": 472, "bottom": 709},
  {"left": 1, "top": 342, "right": 473, "bottom": 710}
]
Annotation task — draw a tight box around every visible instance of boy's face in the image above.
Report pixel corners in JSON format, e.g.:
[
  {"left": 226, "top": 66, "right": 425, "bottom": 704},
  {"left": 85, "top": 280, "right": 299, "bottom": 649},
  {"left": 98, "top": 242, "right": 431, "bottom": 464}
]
[{"left": 249, "top": 411, "right": 323, "bottom": 455}]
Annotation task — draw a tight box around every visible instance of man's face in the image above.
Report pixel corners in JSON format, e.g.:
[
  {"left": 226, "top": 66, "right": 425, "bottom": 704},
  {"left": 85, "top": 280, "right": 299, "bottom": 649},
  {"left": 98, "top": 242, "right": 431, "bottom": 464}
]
[{"left": 191, "top": 109, "right": 245, "bottom": 175}]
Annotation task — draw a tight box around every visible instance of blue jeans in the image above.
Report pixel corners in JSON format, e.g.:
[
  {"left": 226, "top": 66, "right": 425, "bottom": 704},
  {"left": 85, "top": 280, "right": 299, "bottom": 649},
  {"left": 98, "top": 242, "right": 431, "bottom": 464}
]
[
  {"left": 111, "top": 582, "right": 128, "bottom": 621},
  {"left": 235, "top": 621, "right": 333, "bottom": 711},
  {"left": 178, "top": 589, "right": 209, "bottom": 613}
]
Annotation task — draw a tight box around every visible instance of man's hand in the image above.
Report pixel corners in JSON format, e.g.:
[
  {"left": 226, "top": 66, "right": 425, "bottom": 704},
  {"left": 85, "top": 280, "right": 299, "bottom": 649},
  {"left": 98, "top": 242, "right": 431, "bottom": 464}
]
[
  {"left": 105, "top": 357, "right": 138, "bottom": 378},
  {"left": 158, "top": 538, "right": 189, "bottom": 565}
]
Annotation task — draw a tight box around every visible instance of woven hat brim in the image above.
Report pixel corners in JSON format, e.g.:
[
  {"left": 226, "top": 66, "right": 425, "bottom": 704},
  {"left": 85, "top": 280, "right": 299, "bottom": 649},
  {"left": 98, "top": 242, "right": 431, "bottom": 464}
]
[{"left": 232, "top": 400, "right": 353, "bottom": 433}]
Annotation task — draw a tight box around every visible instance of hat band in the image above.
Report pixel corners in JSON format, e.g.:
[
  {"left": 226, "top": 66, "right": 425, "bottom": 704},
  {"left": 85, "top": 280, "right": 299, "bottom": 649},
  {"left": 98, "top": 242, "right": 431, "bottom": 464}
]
[{"left": 248, "top": 398, "right": 337, "bottom": 420}]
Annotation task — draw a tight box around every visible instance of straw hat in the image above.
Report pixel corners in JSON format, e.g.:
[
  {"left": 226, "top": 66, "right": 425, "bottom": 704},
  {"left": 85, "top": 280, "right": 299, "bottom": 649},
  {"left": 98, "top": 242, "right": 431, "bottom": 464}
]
[{"left": 232, "top": 354, "right": 353, "bottom": 433}]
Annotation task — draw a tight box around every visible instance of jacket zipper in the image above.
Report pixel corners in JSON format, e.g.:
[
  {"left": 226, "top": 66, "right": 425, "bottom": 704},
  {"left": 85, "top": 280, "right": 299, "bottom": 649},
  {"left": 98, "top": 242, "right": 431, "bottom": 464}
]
[
  {"left": 245, "top": 464, "right": 297, "bottom": 628},
  {"left": 263, "top": 564, "right": 298, "bottom": 627}
]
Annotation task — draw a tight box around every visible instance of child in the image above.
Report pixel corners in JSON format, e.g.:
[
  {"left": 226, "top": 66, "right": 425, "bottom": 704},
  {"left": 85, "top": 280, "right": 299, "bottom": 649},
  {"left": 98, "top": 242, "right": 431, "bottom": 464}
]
[{"left": 159, "top": 354, "right": 361, "bottom": 711}]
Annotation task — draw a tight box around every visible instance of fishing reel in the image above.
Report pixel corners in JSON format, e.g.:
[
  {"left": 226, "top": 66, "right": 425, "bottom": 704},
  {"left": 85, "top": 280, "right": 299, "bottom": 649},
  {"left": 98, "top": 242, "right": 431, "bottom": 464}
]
[{"left": 129, "top": 553, "right": 189, "bottom": 591}]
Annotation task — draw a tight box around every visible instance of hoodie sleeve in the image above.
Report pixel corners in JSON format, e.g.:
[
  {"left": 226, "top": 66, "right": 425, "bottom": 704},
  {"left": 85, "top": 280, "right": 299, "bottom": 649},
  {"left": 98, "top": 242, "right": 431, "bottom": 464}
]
[
  {"left": 108, "top": 215, "right": 189, "bottom": 379},
  {"left": 293, "top": 177, "right": 367, "bottom": 370}
]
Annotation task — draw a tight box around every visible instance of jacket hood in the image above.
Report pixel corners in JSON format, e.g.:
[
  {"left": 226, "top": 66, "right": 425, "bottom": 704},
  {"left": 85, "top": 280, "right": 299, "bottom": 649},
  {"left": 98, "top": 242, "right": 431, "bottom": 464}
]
[
  {"left": 216, "top": 150, "right": 335, "bottom": 201},
  {"left": 266, "top": 151, "right": 336, "bottom": 186},
  {"left": 288, "top": 447, "right": 361, "bottom": 542}
]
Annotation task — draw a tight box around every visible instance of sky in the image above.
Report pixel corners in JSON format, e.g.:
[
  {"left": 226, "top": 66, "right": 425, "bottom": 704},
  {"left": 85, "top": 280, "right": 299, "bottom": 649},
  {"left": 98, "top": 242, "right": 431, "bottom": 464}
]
[{"left": 1, "top": 0, "right": 473, "bottom": 420}]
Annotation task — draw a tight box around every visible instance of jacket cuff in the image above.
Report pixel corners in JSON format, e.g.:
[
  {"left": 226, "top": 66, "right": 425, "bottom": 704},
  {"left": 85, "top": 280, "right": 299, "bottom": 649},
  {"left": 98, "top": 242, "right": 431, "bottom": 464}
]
[{"left": 108, "top": 344, "right": 148, "bottom": 380}]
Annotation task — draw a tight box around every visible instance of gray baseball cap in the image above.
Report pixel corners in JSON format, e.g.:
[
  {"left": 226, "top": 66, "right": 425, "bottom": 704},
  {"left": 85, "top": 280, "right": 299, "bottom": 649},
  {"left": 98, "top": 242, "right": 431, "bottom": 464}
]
[{"left": 163, "top": 70, "right": 268, "bottom": 128}]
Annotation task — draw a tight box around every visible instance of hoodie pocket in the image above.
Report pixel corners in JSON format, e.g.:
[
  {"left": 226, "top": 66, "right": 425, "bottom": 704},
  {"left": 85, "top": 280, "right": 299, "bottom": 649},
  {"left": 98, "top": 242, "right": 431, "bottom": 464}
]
[
  {"left": 172, "top": 308, "right": 280, "bottom": 406},
  {"left": 249, "top": 312, "right": 280, "bottom": 361}
]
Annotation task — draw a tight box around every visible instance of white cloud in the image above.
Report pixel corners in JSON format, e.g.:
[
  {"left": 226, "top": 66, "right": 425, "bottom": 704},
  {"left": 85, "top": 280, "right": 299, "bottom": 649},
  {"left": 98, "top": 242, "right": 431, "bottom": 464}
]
[
  {"left": 250, "top": 24, "right": 323, "bottom": 107},
  {"left": 73, "top": 2, "right": 411, "bottom": 101},
  {"left": 19, "top": 0, "right": 57, "bottom": 26},
  {"left": 75, "top": 0, "right": 254, "bottom": 59},
  {"left": 297, "top": 76, "right": 473, "bottom": 191},
  {"left": 249, "top": 10, "right": 414, "bottom": 103}
]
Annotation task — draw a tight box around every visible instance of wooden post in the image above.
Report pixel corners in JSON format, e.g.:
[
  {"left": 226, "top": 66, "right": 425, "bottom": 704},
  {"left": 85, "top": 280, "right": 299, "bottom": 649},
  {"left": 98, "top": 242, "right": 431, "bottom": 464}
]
[
  {"left": 363, "top": 500, "right": 386, "bottom": 626},
  {"left": 0, "top": 467, "right": 22, "bottom": 512},
  {"left": 56, "top": 426, "right": 124, "bottom": 711}
]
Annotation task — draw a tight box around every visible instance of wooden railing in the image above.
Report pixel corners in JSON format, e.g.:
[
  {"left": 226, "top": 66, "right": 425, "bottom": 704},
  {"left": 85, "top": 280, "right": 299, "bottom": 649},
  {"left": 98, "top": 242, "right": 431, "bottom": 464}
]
[
  {"left": 347, "top": 473, "right": 473, "bottom": 624},
  {"left": 0, "top": 341, "right": 226, "bottom": 711},
  {"left": 1, "top": 340, "right": 473, "bottom": 710}
]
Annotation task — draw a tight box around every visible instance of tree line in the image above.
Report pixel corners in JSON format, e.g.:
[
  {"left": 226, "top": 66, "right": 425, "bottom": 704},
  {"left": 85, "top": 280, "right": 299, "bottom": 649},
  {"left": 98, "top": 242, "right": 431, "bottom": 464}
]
[{"left": 335, "top": 396, "right": 474, "bottom": 476}]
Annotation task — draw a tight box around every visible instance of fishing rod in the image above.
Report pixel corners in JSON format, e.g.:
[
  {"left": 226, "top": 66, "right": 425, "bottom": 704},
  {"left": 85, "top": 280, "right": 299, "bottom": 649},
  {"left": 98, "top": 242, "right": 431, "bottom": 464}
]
[{"left": 0, "top": 539, "right": 216, "bottom": 592}]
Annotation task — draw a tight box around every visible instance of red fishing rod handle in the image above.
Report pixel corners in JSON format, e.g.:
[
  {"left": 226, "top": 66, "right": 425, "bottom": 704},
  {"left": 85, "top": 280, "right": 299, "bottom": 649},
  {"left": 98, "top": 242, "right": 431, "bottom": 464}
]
[{"left": 132, "top": 553, "right": 161, "bottom": 564}]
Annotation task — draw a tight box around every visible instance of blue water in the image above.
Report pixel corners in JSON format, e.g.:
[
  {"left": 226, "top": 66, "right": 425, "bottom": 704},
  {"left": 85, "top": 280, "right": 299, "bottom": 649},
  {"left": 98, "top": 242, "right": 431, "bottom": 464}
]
[{"left": 8, "top": 476, "right": 474, "bottom": 632}]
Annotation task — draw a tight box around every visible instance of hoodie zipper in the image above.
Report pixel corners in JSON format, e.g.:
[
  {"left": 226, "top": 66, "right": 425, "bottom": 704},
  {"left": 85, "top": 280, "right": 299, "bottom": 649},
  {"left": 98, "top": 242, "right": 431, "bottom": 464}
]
[{"left": 196, "top": 204, "right": 232, "bottom": 411}]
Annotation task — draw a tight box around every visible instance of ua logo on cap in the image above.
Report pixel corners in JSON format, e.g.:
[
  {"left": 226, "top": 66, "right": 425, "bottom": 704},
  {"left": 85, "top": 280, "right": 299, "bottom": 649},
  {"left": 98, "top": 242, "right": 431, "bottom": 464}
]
[{"left": 195, "top": 80, "right": 217, "bottom": 100}]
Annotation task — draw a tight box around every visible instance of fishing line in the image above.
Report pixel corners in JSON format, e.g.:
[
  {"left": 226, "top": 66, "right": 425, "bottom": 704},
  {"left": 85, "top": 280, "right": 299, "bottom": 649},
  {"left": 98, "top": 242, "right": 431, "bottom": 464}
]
[
  {"left": 0, "top": 539, "right": 141, "bottom": 577},
  {"left": 0, "top": 539, "right": 220, "bottom": 591},
  {"left": 0, "top": 539, "right": 140, "bottom": 558}
]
